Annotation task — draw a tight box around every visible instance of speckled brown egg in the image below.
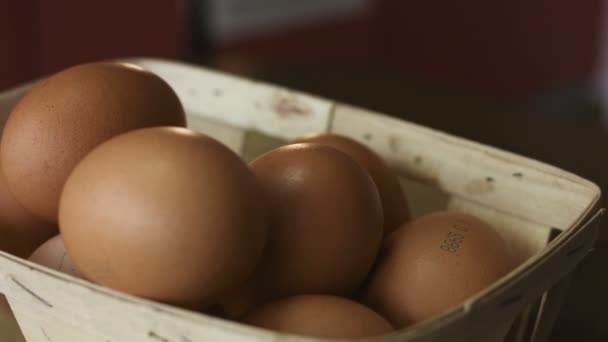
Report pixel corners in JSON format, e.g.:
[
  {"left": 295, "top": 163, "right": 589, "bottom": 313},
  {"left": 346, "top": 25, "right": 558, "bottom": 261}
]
[
  {"left": 0, "top": 157, "right": 56, "bottom": 258},
  {"left": 364, "top": 210, "right": 517, "bottom": 327},
  {"left": 293, "top": 133, "right": 409, "bottom": 235},
  {"left": 243, "top": 295, "right": 393, "bottom": 339},
  {"left": 29, "top": 235, "right": 81, "bottom": 278},
  {"left": 1, "top": 62, "right": 186, "bottom": 223},
  {"left": 59, "top": 127, "right": 268, "bottom": 310},
  {"left": 222, "top": 143, "right": 383, "bottom": 316}
]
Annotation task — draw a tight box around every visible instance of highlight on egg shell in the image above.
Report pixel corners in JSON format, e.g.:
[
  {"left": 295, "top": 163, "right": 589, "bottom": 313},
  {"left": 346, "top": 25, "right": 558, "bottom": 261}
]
[
  {"left": 293, "top": 133, "right": 410, "bottom": 235},
  {"left": 59, "top": 126, "right": 268, "bottom": 310},
  {"left": 0, "top": 62, "right": 186, "bottom": 223}
]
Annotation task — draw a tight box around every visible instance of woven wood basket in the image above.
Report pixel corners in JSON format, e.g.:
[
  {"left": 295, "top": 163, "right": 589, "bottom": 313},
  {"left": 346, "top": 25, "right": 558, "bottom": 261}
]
[{"left": 0, "top": 58, "right": 602, "bottom": 342}]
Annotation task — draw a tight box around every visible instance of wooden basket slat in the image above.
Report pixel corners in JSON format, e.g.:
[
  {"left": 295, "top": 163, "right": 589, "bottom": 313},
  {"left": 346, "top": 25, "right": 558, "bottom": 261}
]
[
  {"left": 131, "top": 59, "right": 333, "bottom": 141},
  {"left": 330, "top": 104, "right": 598, "bottom": 230},
  {"left": 10, "top": 305, "right": 106, "bottom": 342},
  {"left": 1, "top": 253, "right": 282, "bottom": 342}
]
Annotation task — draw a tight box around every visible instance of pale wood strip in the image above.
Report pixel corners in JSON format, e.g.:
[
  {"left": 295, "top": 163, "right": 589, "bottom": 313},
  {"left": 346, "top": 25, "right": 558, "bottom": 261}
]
[
  {"left": 128, "top": 58, "right": 333, "bottom": 141},
  {"left": 330, "top": 103, "right": 599, "bottom": 230},
  {"left": 186, "top": 115, "right": 245, "bottom": 154}
]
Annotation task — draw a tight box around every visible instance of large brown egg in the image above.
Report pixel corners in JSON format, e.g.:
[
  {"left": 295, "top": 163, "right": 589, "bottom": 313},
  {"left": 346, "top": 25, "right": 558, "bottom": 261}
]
[
  {"left": 222, "top": 144, "right": 383, "bottom": 315},
  {"left": 294, "top": 133, "right": 409, "bottom": 235},
  {"left": 29, "top": 235, "right": 81, "bottom": 278},
  {"left": 1, "top": 62, "right": 186, "bottom": 222},
  {"left": 242, "top": 295, "right": 394, "bottom": 339},
  {"left": 59, "top": 127, "right": 268, "bottom": 309},
  {"left": 0, "top": 158, "right": 56, "bottom": 258},
  {"left": 364, "top": 210, "right": 517, "bottom": 327}
]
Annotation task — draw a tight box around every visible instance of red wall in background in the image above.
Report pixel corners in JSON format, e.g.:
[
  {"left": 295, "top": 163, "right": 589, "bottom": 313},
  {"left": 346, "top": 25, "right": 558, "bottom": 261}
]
[
  {"left": 380, "top": 0, "right": 602, "bottom": 97},
  {"left": 1, "top": 0, "right": 603, "bottom": 98},
  {"left": 213, "top": 13, "right": 382, "bottom": 63},
  {"left": 0, "top": 2, "right": 38, "bottom": 90},
  {"left": 0, "top": 1, "right": 20, "bottom": 89},
  {"left": 216, "top": 0, "right": 603, "bottom": 98},
  {"left": 0, "top": 0, "right": 186, "bottom": 91}
]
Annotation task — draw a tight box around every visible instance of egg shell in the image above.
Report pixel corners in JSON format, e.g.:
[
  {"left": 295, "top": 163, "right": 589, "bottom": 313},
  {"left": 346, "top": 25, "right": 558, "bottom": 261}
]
[
  {"left": 364, "top": 210, "right": 518, "bottom": 327},
  {"left": 0, "top": 157, "right": 56, "bottom": 258},
  {"left": 1, "top": 62, "right": 186, "bottom": 222},
  {"left": 59, "top": 127, "right": 268, "bottom": 310},
  {"left": 294, "top": 133, "right": 410, "bottom": 234},
  {"left": 242, "top": 295, "right": 394, "bottom": 339},
  {"left": 222, "top": 143, "right": 383, "bottom": 316},
  {"left": 29, "top": 235, "right": 81, "bottom": 278}
]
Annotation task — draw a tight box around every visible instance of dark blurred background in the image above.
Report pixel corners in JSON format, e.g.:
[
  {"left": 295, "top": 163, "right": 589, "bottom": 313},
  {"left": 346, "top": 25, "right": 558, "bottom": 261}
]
[{"left": 1, "top": 1, "right": 606, "bottom": 340}]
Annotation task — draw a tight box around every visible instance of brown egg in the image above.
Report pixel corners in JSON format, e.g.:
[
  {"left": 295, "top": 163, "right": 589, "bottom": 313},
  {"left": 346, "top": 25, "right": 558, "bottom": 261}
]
[
  {"left": 0, "top": 158, "right": 56, "bottom": 258},
  {"left": 242, "top": 295, "right": 394, "bottom": 339},
  {"left": 1, "top": 62, "right": 186, "bottom": 222},
  {"left": 59, "top": 127, "right": 268, "bottom": 309},
  {"left": 221, "top": 143, "right": 383, "bottom": 316},
  {"left": 29, "top": 235, "right": 81, "bottom": 278},
  {"left": 364, "top": 210, "right": 517, "bottom": 327},
  {"left": 294, "top": 133, "right": 409, "bottom": 234}
]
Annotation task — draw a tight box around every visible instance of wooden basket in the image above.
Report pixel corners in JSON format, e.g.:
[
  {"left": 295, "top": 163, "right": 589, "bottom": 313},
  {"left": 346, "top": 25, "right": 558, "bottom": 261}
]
[{"left": 0, "top": 58, "right": 602, "bottom": 342}]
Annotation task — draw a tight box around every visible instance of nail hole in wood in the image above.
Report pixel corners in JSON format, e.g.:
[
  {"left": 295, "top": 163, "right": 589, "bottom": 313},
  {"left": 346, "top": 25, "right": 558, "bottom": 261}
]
[
  {"left": 363, "top": 133, "right": 373, "bottom": 141},
  {"left": 513, "top": 172, "right": 523, "bottom": 178},
  {"left": 485, "top": 176, "right": 494, "bottom": 183}
]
